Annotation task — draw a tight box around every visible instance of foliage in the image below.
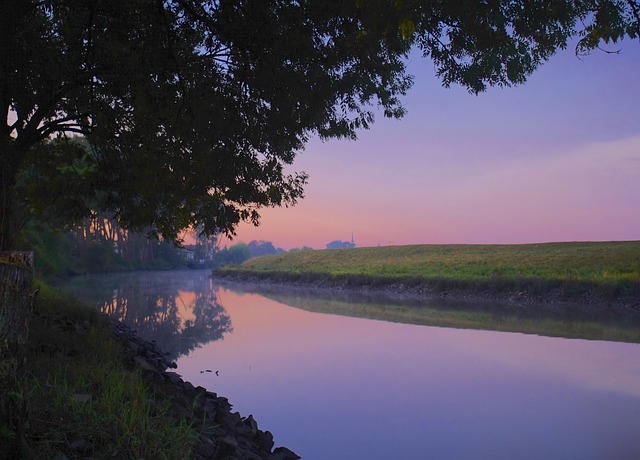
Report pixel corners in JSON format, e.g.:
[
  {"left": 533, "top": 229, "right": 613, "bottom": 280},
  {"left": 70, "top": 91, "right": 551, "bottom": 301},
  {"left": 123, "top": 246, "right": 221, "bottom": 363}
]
[
  {"left": 2, "top": 1, "right": 638, "bottom": 250},
  {"left": 247, "top": 240, "right": 282, "bottom": 258},
  {"left": 411, "top": 0, "right": 639, "bottom": 92},
  {"left": 14, "top": 221, "right": 72, "bottom": 278},
  {"left": 16, "top": 215, "right": 288, "bottom": 276},
  {"left": 219, "top": 242, "right": 252, "bottom": 266},
  {"left": 0, "top": 0, "right": 409, "bottom": 249},
  {"left": 15, "top": 216, "right": 195, "bottom": 279},
  {"left": 575, "top": 0, "right": 640, "bottom": 54}
]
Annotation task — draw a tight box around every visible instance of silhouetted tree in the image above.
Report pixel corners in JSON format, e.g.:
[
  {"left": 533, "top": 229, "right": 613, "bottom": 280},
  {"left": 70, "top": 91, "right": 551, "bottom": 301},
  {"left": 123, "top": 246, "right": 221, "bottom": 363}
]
[
  {"left": 247, "top": 240, "right": 278, "bottom": 258},
  {"left": 225, "top": 243, "right": 252, "bottom": 265},
  {"left": 2, "top": 0, "right": 638, "bottom": 250}
]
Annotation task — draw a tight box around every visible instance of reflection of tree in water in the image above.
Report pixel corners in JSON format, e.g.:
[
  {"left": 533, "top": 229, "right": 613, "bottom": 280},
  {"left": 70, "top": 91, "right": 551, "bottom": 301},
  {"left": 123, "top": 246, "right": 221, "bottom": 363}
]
[{"left": 63, "top": 271, "right": 232, "bottom": 359}]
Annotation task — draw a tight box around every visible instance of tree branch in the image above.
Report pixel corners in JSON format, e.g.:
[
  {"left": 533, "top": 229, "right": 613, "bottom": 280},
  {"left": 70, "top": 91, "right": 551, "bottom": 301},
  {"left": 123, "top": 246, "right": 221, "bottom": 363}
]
[{"left": 626, "top": 0, "right": 640, "bottom": 39}]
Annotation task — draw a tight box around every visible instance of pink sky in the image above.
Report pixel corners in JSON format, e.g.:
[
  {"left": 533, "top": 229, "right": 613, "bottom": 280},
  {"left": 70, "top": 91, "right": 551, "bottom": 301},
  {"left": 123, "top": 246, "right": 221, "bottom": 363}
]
[{"left": 225, "top": 41, "right": 640, "bottom": 250}]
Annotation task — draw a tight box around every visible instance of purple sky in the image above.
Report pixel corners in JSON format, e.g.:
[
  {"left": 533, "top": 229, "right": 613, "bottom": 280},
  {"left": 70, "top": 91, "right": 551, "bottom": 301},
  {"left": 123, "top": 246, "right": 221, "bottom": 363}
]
[{"left": 226, "top": 41, "right": 640, "bottom": 250}]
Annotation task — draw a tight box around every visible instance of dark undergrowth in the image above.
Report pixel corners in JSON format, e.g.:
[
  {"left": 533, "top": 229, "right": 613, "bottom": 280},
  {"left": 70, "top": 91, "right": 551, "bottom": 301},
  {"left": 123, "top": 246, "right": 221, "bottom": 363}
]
[{"left": 5, "top": 282, "right": 197, "bottom": 459}]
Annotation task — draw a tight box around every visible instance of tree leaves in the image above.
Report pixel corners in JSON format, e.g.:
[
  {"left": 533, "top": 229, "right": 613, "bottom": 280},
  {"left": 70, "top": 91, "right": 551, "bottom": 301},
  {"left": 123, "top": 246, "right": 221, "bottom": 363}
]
[{"left": 1, "top": 0, "right": 638, "bottom": 249}]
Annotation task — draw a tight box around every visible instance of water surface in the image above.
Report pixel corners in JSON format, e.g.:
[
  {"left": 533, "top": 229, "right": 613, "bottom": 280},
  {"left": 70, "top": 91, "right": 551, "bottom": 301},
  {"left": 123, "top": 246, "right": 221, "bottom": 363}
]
[{"left": 61, "top": 270, "right": 640, "bottom": 460}]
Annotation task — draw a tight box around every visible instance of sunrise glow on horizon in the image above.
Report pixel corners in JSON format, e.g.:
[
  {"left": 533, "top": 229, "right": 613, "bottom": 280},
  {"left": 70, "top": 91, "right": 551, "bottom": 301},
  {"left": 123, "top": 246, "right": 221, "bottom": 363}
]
[{"left": 224, "top": 43, "right": 640, "bottom": 251}]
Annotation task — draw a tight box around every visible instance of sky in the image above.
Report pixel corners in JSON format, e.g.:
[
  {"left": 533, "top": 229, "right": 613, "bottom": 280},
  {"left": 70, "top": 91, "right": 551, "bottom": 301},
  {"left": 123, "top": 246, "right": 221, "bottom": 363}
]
[{"left": 224, "top": 40, "right": 640, "bottom": 251}]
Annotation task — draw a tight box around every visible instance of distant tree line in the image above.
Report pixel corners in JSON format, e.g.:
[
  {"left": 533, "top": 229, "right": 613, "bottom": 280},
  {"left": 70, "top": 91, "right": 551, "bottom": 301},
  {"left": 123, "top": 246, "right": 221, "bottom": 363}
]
[
  {"left": 19, "top": 208, "right": 365, "bottom": 278},
  {"left": 18, "top": 216, "right": 287, "bottom": 279},
  {"left": 202, "top": 240, "right": 285, "bottom": 268}
]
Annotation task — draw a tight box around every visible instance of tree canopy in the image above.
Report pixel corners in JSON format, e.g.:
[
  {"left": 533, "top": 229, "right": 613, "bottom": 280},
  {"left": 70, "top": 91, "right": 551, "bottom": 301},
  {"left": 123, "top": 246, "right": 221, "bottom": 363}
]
[{"left": 1, "top": 0, "right": 638, "bottom": 250}]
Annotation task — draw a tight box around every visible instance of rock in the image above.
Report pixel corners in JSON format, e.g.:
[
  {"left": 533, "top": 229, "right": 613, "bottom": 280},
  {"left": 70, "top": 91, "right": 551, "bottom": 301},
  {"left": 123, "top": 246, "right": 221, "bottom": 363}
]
[
  {"left": 227, "top": 411, "right": 243, "bottom": 427},
  {"left": 235, "top": 447, "right": 264, "bottom": 460},
  {"left": 272, "top": 446, "right": 301, "bottom": 459},
  {"left": 194, "top": 445, "right": 216, "bottom": 459},
  {"left": 243, "top": 414, "right": 259, "bottom": 436},
  {"left": 194, "top": 434, "right": 217, "bottom": 459},
  {"left": 127, "top": 340, "right": 144, "bottom": 352},
  {"left": 132, "top": 355, "right": 160, "bottom": 372},
  {"left": 68, "top": 436, "right": 89, "bottom": 451},
  {"left": 109, "top": 317, "right": 300, "bottom": 460},
  {"left": 171, "top": 403, "right": 193, "bottom": 419},
  {"left": 163, "top": 371, "right": 183, "bottom": 385},
  {"left": 254, "top": 430, "right": 275, "bottom": 451},
  {"left": 182, "top": 380, "right": 196, "bottom": 394},
  {"left": 197, "top": 433, "right": 217, "bottom": 448},
  {"left": 217, "top": 435, "right": 239, "bottom": 457}
]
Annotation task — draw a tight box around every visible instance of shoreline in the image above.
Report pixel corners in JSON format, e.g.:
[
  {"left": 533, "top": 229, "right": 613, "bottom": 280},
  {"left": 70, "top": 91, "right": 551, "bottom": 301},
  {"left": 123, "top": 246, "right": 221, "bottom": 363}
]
[
  {"left": 212, "top": 270, "right": 640, "bottom": 321},
  {"left": 20, "top": 280, "right": 301, "bottom": 459},
  {"left": 109, "top": 318, "right": 301, "bottom": 460}
]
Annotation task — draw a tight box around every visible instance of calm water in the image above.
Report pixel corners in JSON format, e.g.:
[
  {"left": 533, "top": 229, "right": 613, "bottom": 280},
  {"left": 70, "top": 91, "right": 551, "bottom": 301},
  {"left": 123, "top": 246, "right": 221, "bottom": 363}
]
[{"left": 61, "top": 270, "right": 640, "bottom": 460}]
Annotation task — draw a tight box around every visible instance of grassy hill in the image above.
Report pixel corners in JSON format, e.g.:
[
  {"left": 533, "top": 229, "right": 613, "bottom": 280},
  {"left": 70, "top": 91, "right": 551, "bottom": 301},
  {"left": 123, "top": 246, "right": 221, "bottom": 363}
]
[{"left": 215, "top": 241, "right": 640, "bottom": 311}]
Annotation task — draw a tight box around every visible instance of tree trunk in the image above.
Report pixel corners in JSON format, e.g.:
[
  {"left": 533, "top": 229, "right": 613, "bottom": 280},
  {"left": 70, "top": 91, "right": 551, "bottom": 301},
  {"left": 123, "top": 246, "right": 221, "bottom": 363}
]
[
  {"left": 0, "top": 252, "right": 35, "bottom": 457},
  {"left": 0, "top": 155, "right": 16, "bottom": 252},
  {"left": 0, "top": 140, "right": 29, "bottom": 252}
]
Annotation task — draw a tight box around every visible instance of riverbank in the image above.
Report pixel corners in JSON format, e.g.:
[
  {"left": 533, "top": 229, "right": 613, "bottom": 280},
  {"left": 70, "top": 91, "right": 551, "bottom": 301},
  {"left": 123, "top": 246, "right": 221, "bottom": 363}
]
[
  {"left": 213, "top": 269, "right": 640, "bottom": 320},
  {"left": 16, "top": 284, "right": 300, "bottom": 460},
  {"left": 213, "top": 242, "right": 640, "bottom": 320}
]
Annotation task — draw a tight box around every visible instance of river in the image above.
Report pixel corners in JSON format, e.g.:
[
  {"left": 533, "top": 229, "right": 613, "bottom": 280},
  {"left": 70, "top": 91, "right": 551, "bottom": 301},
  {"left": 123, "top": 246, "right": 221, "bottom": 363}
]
[{"left": 60, "top": 270, "right": 640, "bottom": 460}]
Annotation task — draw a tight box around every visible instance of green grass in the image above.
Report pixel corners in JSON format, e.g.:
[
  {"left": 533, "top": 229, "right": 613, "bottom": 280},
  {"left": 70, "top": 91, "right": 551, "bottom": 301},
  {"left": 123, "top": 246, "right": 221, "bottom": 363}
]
[
  {"left": 237, "top": 242, "right": 640, "bottom": 282},
  {"left": 219, "top": 242, "right": 640, "bottom": 300},
  {"left": 16, "top": 282, "right": 197, "bottom": 459}
]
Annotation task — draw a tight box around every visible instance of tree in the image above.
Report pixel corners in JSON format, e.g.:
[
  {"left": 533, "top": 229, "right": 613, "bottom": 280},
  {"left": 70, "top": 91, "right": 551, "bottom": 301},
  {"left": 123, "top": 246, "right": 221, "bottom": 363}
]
[
  {"left": 574, "top": 0, "right": 640, "bottom": 55},
  {"left": 247, "top": 240, "right": 279, "bottom": 258},
  {"left": 225, "top": 243, "right": 252, "bottom": 265},
  {"left": 1, "top": 0, "right": 411, "bottom": 250},
  {"left": 2, "top": 0, "right": 638, "bottom": 251}
]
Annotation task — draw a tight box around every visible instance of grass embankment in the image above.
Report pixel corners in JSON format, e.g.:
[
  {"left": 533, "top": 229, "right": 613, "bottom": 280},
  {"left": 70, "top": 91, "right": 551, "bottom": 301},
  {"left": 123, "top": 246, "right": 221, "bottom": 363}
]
[
  {"left": 14, "top": 282, "right": 197, "bottom": 459},
  {"left": 217, "top": 241, "right": 640, "bottom": 304}
]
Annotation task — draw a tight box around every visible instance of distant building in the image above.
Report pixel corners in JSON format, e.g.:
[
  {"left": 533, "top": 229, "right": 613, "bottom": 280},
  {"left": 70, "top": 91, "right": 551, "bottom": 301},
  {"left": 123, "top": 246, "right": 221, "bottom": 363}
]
[
  {"left": 177, "top": 246, "right": 196, "bottom": 261},
  {"left": 326, "top": 235, "right": 356, "bottom": 249}
]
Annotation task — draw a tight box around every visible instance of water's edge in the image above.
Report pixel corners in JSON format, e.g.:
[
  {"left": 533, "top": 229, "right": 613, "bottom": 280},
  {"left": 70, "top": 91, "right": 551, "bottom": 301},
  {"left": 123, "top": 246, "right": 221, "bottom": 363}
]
[
  {"left": 109, "top": 317, "right": 301, "bottom": 460},
  {"left": 213, "top": 270, "right": 640, "bottom": 320}
]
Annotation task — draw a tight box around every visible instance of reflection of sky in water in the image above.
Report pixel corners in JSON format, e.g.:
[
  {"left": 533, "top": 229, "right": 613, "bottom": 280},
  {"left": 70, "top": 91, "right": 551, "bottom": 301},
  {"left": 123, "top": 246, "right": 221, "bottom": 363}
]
[
  {"left": 180, "top": 289, "right": 640, "bottom": 460},
  {"left": 61, "top": 272, "right": 640, "bottom": 460}
]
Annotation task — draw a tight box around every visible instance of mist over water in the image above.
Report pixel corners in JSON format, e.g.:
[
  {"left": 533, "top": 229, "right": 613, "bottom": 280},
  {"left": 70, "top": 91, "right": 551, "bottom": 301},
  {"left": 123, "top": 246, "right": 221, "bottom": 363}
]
[{"left": 62, "top": 270, "right": 640, "bottom": 460}]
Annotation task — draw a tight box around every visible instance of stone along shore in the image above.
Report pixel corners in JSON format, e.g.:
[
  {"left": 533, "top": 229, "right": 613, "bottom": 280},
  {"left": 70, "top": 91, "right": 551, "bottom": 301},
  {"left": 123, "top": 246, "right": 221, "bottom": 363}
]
[{"left": 111, "top": 320, "right": 301, "bottom": 460}]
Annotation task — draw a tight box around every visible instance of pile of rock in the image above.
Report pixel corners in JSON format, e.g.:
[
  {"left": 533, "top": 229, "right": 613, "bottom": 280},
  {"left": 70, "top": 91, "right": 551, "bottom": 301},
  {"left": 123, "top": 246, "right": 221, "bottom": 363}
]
[{"left": 111, "top": 321, "right": 301, "bottom": 460}]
